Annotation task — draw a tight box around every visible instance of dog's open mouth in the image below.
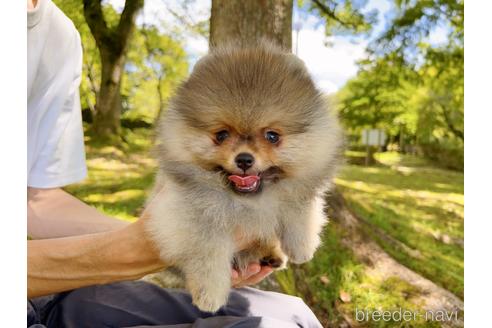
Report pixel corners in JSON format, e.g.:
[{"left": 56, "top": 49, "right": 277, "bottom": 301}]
[
  {"left": 215, "top": 166, "right": 283, "bottom": 194},
  {"left": 227, "top": 175, "right": 261, "bottom": 193}
]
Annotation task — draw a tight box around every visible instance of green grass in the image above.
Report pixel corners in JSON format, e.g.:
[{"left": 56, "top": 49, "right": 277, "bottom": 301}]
[
  {"left": 275, "top": 223, "right": 443, "bottom": 327},
  {"left": 336, "top": 152, "right": 464, "bottom": 298},
  {"left": 66, "top": 129, "right": 463, "bottom": 327},
  {"left": 273, "top": 151, "right": 463, "bottom": 326},
  {"left": 65, "top": 127, "right": 157, "bottom": 221}
]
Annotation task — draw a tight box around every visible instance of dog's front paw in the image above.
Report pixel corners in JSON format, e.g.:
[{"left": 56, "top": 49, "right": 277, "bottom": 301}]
[
  {"left": 282, "top": 238, "right": 319, "bottom": 264},
  {"left": 190, "top": 286, "right": 229, "bottom": 313},
  {"left": 286, "top": 247, "right": 314, "bottom": 264},
  {"left": 260, "top": 255, "right": 286, "bottom": 268},
  {"left": 187, "top": 272, "right": 230, "bottom": 313}
]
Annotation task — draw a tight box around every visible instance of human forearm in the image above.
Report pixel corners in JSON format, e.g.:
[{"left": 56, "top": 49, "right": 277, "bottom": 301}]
[
  {"left": 28, "top": 187, "right": 128, "bottom": 239},
  {"left": 28, "top": 219, "right": 165, "bottom": 298}
]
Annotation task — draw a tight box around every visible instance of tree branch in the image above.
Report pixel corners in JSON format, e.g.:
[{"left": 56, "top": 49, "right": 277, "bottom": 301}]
[
  {"left": 440, "top": 103, "right": 464, "bottom": 141},
  {"left": 164, "top": 4, "right": 208, "bottom": 41},
  {"left": 83, "top": 0, "right": 143, "bottom": 56},
  {"left": 310, "top": 0, "right": 356, "bottom": 28},
  {"left": 83, "top": 0, "right": 111, "bottom": 51},
  {"left": 116, "top": 0, "right": 144, "bottom": 53}
]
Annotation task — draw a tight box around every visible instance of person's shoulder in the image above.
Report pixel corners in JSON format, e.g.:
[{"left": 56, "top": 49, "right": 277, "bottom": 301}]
[
  {"left": 27, "top": 0, "right": 83, "bottom": 94},
  {"left": 48, "top": 1, "right": 81, "bottom": 45}
]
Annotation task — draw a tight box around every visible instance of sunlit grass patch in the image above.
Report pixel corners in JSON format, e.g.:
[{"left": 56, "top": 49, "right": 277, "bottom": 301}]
[
  {"left": 83, "top": 189, "right": 146, "bottom": 204},
  {"left": 335, "top": 153, "right": 464, "bottom": 298},
  {"left": 337, "top": 275, "right": 440, "bottom": 328},
  {"left": 274, "top": 223, "right": 365, "bottom": 324},
  {"left": 345, "top": 150, "right": 367, "bottom": 158},
  {"left": 281, "top": 222, "right": 439, "bottom": 327},
  {"left": 375, "top": 151, "right": 432, "bottom": 168},
  {"left": 65, "top": 128, "right": 157, "bottom": 222}
]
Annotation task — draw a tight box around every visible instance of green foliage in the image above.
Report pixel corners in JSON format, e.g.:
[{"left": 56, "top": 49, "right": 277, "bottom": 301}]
[
  {"left": 374, "top": 0, "right": 463, "bottom": 58},
  {"left": 162, "top": 0, "right": 210, "bottom": 38},
  {"left": 337, "top": 0, "right": 463, "bottom": 169},
  {"left": 54, "top": 0, "right": 189, "bottom": 125},
  {"left": 338, "top": 45, "right": 463, "bottom": 168},
  {"left": 123, "top": 26, "right": 189, "bottom": 123},
  {"left": 300, "top": 0, "right": 377, "bottom": 37},
  {"left": 415, "top": 46, "right": 463, "bottom": 169},
  {"left": 338, "top": 54, "right": 418, "bottom": 138}
]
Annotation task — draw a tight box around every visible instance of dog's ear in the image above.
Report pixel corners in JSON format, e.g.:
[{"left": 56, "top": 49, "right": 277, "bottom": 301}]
[
  {"left": 190, "top": 55, "right": 210, "bottom": 73},
  {"left": 282, "top": 53, "right": 311, "bottom": 78}
]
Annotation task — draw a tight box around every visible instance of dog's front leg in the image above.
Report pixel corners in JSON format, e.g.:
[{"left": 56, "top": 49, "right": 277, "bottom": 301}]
[
  {"left": 279, "top": 196, "right": 327, "bottom": 264},
  {"left": 181, "top": 233, "right": 235, "bottom": 313}
]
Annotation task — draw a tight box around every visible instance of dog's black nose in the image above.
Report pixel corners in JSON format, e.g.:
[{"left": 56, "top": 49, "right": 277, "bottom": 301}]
[{"left": 235, "top": 153, "right": 255, "bottom": 171}]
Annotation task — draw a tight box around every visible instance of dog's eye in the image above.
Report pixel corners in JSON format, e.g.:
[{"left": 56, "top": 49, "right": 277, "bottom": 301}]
[
  {"left": 215, "top": 130, "right": 229, "bottom": 144},
  {"left": 265, "top": 131, "right": 280, "bottom": 144}
]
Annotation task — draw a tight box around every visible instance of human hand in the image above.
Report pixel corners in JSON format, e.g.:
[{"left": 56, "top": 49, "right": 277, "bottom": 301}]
[
  {"left": 231, "top": 228, "right": 275, "bottom": 287},
  {"left": 231, "top": 262, "right": 273, "bottom": 288}
]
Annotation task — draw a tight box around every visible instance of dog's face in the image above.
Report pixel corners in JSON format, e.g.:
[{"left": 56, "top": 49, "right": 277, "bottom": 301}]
[
  {"left": 200, "top": 120, "right": 288, "bottom": 194},
  {"left": 159, "top": 43, "right": 342, "bottom": 196}
]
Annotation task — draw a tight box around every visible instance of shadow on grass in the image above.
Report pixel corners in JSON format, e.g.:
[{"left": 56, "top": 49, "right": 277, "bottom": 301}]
[
  {"left": 337, "top": 160, "right": 464, "bottom": 299},
  {"left": 65, "top": 171, "right": 156, "bottom": 198},
  {"left": 84, "top": 191, "right": 149, "bottom": 221},
  {"left": 274, "top": 223, "right": 364, "bottom": 326},
  {"left": 65, "top": 127, "right": 157, "bottom": 221},
  {"left": 355, "top": 203, "right": 464, "bottom": 298},
  {"left": 276, "top": 221, "right": 444, "bottom": 327}
]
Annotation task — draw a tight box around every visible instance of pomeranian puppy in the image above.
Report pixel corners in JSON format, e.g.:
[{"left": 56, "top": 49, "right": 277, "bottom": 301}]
[{"left": 145, "top": 41, "right": 343, "bottom": 312}]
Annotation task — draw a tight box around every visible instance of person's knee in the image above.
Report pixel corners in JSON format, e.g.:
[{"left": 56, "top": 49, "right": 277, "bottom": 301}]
[
  {"left": 45, "top": 283, "right": 142, "bottom": 327},
  {"left": 276, "top": 294, "right": 322, "bottom": 328}
]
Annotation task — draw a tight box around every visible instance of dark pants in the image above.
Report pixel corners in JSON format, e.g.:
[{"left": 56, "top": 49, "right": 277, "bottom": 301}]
[{"left": 27, "top": 281, "right": 322, "bottom": 328}]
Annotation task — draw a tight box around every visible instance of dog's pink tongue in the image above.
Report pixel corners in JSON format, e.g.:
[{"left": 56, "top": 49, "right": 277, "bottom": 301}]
[{"left": 228, "top": 175, "right": 260, "bottom": 188}]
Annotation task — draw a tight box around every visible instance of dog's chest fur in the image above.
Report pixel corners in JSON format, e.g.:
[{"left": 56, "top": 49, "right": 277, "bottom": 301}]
[{"left": 177, "top": 178, "right": 284, "bottom": 239}]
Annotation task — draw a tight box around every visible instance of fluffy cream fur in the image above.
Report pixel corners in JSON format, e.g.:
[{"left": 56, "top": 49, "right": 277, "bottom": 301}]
[{"left": 145, "top": 41, "right": 343, "bottom": 312}]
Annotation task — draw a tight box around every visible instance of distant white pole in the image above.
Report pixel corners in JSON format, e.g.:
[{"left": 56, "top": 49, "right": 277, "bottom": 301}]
[
  {"left": 296, "top": 30, "right": 299, "bottom": 54},
  {"left": 294, "top": 22, "right": 302, "bottom": 55}
]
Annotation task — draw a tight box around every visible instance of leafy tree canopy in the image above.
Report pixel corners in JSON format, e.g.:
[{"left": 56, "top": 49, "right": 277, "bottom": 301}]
[
  {"left": 338, "top": 53, "right": 418, "bottom": 136},
  {"left": 299, "top": 0, "right": 378, "bottom": 37},
  {"left": 372, "top": 0, "right": 463, "bottom": 62},
  {"left": 54, "top": 0, "right": 189, "bottom": 124}
]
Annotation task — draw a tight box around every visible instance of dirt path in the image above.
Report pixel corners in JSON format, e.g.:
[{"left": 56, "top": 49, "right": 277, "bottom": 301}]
[{"left": 325, "top": 189, "right": 464, "bottom": 328}]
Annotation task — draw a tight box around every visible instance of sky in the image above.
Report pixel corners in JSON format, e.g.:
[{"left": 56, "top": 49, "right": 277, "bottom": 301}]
[{"left": 107, "top": 0, "right": 449, "bottom": 94}]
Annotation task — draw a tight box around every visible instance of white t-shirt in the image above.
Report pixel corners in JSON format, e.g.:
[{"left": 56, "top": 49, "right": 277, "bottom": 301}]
[{"left": 27, "top": 0, "right": 87, "bottom": 188}]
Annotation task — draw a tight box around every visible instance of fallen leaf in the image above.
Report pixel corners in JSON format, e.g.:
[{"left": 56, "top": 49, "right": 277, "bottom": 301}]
[
  {"left": 320, "top": 275, "right": 330, "bottom": 285},
  {"left": 339, "top": 290, "right": 352, "bottom": 303},
  {"left": 441, "top": 234, "right": 451, "bottom": 244}
]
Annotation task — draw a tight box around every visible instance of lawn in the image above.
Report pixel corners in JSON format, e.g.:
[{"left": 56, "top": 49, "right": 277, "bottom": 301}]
[
  {"left": 337, "top": 152, "right": 464, "bottom": 298},
  {"left": 285, "top": 151, "right": 464, "bottom": 326},
  {"left": 66, "top": 129, "right": 463, "bottom": 327},
  {"left": 65, "top": 127, "right": 157, "bottom": 221}
]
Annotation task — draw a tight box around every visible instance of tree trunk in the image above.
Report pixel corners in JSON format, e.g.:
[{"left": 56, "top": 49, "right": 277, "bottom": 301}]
[
  {"left": 83, "top": 0, "right": 144, "bottom": 141},
  {"left": 92, "top": 51, "right": 126, "bottom": 137},
  {"left": 210, "top": 0, "right": 293, "bottom": 51},
  {"left": 207, "top": 0, "right": 296, "bottom": 303}
]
